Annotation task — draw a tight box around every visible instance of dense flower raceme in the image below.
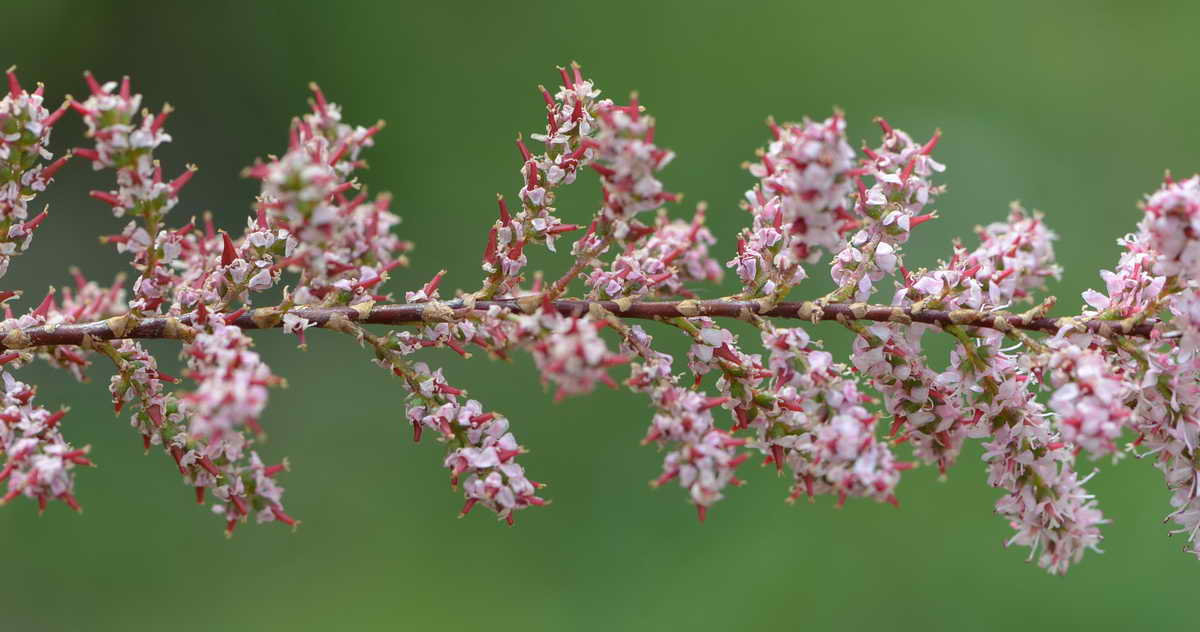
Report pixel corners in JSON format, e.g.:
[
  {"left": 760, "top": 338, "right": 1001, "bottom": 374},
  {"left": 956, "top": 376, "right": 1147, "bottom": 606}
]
[
  {"left": 731, "top": 113, "right": 857, "bottom": 298},
  {"left": 586, "top": 205, "right": 723, "bottom": 301},
  {"left": 760, "top": 326, "right": 908, "bottom": 507},
  {"left": 0, "top": 370, "right": 88, "bottom": 512},
  {"left": 244, "top": 83, "right": 405, "bottom": 307},
  {"left": 623, "top": 323, "right": 749, "bottom": 520},
  {"left": 828, "top": 120, "right": 946, "bottom": 302},
  {"left": 849, "top": 203, "right": 1064, "bottom": 474},
  {"left": 0, "top": 68, "right": 69, "bottom": 279},
  {"left": 481, "top": 64, "right": 611, "bottom": 297},
  {"left": 4, "top": 62, "right": 1200, "bottom": 577}
]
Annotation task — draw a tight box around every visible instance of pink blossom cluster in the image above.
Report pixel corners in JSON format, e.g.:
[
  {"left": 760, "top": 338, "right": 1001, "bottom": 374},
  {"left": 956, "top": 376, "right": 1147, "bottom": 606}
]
[
  {"left": 523, "top": 310, "right": 628, "bottom": 400},
  {"left": 1141, "top": 174, "right": 1200, "bottom": 278},
  {"left": 760, "top": 326, "right": 907, "bottom": 506},
  {"left": 1047, "top": 340, "right": 1131, "bottom": 458},
  {"left": 586, "top": 205, "right": 722, "bottom": 300},
  {"left": 1057, "top": 175, "right": 1200, "bottom": 558},
  {"left": 181, "top": 323, "right": 292, "bottom": 535},
  {"left": 954, "top": 330, "right": 1104, "bottom": 573},
  {"left": 0, "top": 69, "right": 69, "bottom": 278},
  {"left": 856, "top": 203, "right": 1061, "bottom": 472},
  {"left": 851, "top": 322, "right": 964, "bottom": 472},
  {"left": 73, "top": 73, "right": 190, "bottom": 220},
  {"left": 72, "top": 74, "right": 201, "bottom": 312},
  {"left": 981, "top": 407, "right": 1106, "bottom": 575},
  {"left": 829, "top": 121, "right": 944, "bottom": 301},
  {"left": 727, "top": 113, "right": 857, "bottom": 299},
  {"left": 625, "top": 325, "right": 748, "bottom": 520},
  {"left": 482, "top": 65, "right": 610, "bottom": 297},
  {"left": 588, "top": 95, "right": 678, "bottom": 233},
  {"left": 403, "top": 362, "right": 544, "bottom": 524},
  {"left": 245, "top": 83, "right": 401, "bottom": 307},
  {"left": 5, "top": 61, "right": 1200, "bottom": 579},
  {"left": 729, "top": 194, "right": 807, "bottom": 297},
  {"left": 0, "top": 370, "right": 87, "bottom": 512},
  {"left": 744, "top": 113, "right": 856, "bottom": 263}
]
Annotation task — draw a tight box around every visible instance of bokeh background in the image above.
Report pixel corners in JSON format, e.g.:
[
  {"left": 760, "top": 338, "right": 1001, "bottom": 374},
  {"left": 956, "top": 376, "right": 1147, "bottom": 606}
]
[{"left": 3, "top": 1, "right": 1198, "bottom": 630}]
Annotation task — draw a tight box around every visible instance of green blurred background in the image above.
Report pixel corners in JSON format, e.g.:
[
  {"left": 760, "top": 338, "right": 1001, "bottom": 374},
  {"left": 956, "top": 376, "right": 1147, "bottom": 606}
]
[{"left": 2, "top": 1, "right": 1197, "bottom": 629}]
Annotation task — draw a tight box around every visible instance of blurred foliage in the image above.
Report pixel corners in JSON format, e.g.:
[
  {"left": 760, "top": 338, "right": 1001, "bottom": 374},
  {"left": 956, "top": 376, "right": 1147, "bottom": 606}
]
[{"left": 1, "top": 1, "right": 1198, "bottom": 630}]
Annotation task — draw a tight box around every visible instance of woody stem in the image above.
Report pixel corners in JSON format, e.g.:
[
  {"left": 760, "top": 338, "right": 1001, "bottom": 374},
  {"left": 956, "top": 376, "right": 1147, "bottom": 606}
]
[{"left": 0, "top": 299, "right": 1158, "bottom": 352}]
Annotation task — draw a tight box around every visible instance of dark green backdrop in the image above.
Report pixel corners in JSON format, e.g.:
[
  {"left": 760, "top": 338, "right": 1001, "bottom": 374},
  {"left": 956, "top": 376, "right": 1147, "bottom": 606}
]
[{"left": 2, "top": 2, "right": 1196, "bottom": 630}]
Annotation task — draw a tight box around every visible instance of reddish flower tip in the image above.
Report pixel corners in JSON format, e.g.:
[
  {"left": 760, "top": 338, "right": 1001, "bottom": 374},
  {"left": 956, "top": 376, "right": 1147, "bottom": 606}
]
[
  {"left": 32, "top": 287, "right": 56, "bottom": 319},
  {"left": 873, "top": 116, "right": 893, "bottom": 135},
  {"left": 271, "top": 504, "right": 299, "bottom": 528},
  {"left": 59, "top": 492, "right": 83, "bottom": 513},
  {"left": 6, "top": 66, "right": 22, "bottom": 99},
  {"left": 89, "top": 190, "right": 122, "bottom": 207},
  {"left": 515, "top": 134, "right": 531, "bottom": 163},
  {"left": 170, "top": 164, "right": 197, "bottom": 197},
  {"left": 82, "top": 70, "right": 102, "bottom": 96},
  {"left": 220, "top": 232, "right": 238, "bottom": 267},
  {"left": 921, "top": 128, "right": 942, "bottom": 155}
]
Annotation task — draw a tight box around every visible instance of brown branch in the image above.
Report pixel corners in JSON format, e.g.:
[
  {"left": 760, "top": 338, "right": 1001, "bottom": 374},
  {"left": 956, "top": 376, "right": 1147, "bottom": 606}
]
[{"left": 0, "top": 299, "right": 1158, "bottom": 352}]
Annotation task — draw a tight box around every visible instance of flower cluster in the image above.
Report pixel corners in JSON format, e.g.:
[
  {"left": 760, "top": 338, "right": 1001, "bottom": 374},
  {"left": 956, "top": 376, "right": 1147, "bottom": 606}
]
[
  {"left": 586, "top": 205, "right": 722, "bottom": 300},
  {"left": 760, "top": 326, "right": 908, "bottom": 506},
  {"left": 73, "top": 74, "right": 199, "bottom": 312},
  {"left": 982, "top": 408, "right": 1106, "bottom": 575},
  {"left": 589, "top": 96, "right": 678, "bottom": 232},
  {"left": 0, "top": 68, "right": 69, "bottom": 278},
  {"left": 72, "top": 73, "right": 192, "bottom": 241},
  {"left": 744, "top": 113, "right": 856, "bottom": 264},
  {"left": 1141, "top": 174, "right": 1200, "bottom": 278},
  {"left": 829, "top": 121, "right": 944, "bottom": 302},
  {"left": 626, "top": 325, "right": 748, "bottom": 520},
  {"left": 950, "top": 329, "right": 1105, "bottom": 574},
  {"left": 1047, "top": 340, "right": 1132, "bottom": 458},
  {"left": 402, "top": 362, "right": 544, "bottom": 523},
  {"left": 3, "top": 61, "right": 1200, "bottom": 578},
  {"left": 850, "top": 322, "right": 964, "bottom": 472},
  {"left": 729, "top": 194, "right": 807, "bottom": 298},
  {"left": 481, "top": 64, "right": 611, "bottom": 297},
  {"left": 245, "top": 83, "right": 402, "bottom": 306},
  {"left": 0, "top": 371, "right": 88, "bottom": 512},
  {"left": 107, "top": 309, "right": 293, "bottom": 536},
  {"left": 524, "top": 310, "right": 628, "bottom": 400}
]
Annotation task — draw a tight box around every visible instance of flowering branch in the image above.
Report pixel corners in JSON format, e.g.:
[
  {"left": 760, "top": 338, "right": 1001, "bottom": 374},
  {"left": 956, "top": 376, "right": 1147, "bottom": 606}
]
[
  {"left": 0, "top": 299, "right": 1160, "bottom": 352},
  {"left": 2, "top": 61, "right": 1199, "bottom": 576}
]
